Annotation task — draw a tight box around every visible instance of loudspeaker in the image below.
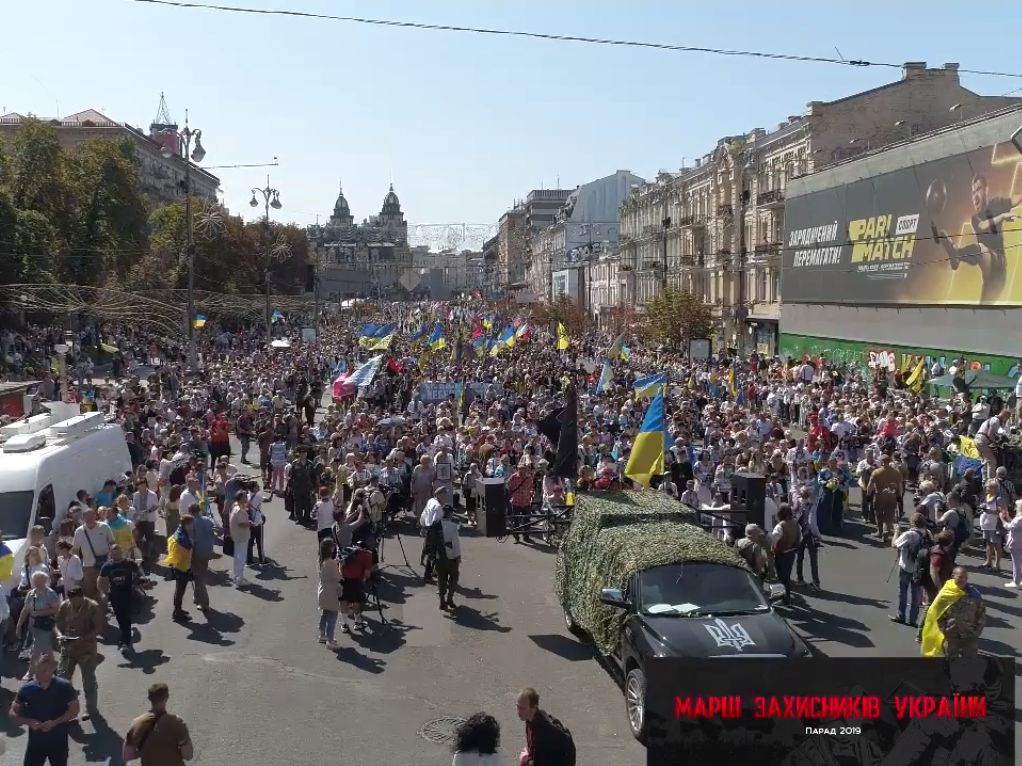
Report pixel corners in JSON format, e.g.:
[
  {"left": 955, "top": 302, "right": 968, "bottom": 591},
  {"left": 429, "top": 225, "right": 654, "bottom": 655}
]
[
  {"left": 731, "top": 472, "right": 766, "bottom": 532},
  {"left": 475, "top": 478, "right": 507, "bottom": 538}
]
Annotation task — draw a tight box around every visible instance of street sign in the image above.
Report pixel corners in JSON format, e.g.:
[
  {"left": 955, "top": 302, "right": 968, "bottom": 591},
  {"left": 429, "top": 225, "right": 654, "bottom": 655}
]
[{"left": 399, "top": 269, "right": 421, "bottom": 292}]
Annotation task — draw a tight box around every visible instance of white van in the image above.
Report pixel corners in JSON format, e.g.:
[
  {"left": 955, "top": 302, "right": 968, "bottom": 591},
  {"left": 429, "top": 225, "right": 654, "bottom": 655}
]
[{"left": 0, "top": 412, "right": 131, "bottom": 589}]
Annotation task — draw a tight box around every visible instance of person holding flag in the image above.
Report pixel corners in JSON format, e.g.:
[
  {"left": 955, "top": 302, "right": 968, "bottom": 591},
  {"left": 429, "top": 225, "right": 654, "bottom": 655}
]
[
  {"left": 556, "top": 322, "right": 570, "bottom": 351},
  {"left": 624, "top": 390, "right": 667, "bottom": 488}
]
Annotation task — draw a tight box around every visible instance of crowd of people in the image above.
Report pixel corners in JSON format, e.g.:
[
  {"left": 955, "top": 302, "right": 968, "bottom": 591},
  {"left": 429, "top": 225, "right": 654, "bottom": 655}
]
[{"left": 3, "top": 301, "right": 1018, "bottom": 764}]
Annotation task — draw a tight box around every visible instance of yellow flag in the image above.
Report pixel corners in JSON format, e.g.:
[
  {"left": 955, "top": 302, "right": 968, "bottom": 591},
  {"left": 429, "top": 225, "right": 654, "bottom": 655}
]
[
  {"left": 905, "top": 358, "right": 926, "bottom": 392},
  {"left": 556, "top": 322, "right": 570, "bottom": 351}
]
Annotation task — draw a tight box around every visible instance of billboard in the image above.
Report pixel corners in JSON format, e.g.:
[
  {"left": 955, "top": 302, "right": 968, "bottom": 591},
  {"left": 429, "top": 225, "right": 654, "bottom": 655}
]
[{"left": 783, "top": 138, "right": 1022, "bottom": 306}]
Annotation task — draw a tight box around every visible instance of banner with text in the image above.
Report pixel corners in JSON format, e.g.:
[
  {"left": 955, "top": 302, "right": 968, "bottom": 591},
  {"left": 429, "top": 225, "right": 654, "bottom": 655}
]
[
  {"left": 645, "top": 656, "right": 1013, "bottom": 765},
  {"left": 783, "top": 139, "right": 1022, "bottom": 306}
]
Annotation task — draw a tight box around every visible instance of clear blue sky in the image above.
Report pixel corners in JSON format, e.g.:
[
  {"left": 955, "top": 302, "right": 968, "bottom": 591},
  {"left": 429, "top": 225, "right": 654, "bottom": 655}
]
[{"left": 4, "top": 0, "right": 1021, "bottom": 234}]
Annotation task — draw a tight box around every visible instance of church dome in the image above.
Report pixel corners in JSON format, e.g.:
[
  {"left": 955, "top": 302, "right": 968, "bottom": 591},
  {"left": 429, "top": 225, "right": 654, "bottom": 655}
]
[
  {"left": 382, "top": 183, "right": 401, "bottom": 213},
  {"left": 334, "top": 185, "right": 350, "bottom": 215}
]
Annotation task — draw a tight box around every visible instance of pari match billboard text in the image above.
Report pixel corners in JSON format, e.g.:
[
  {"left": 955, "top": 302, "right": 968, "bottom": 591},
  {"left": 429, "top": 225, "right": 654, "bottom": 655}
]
[{"left": 782, "top": 137, "right": 1022, "bottom": 306}]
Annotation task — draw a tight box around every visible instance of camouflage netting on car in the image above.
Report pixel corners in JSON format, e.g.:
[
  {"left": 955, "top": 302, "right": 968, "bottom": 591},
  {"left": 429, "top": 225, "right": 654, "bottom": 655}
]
[{"left": 555, "top": 490, "right": 747, "bottom": 655}]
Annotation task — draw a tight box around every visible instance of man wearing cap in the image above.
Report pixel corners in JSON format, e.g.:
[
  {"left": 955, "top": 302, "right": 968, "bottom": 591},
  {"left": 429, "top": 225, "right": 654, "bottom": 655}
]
[{"left": 123, "top": 683, "right": 193, "bottom": 765}]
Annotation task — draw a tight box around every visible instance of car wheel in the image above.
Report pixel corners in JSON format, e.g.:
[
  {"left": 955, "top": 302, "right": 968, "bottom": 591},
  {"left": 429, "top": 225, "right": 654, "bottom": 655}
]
[
  {"left": 625, "top": 667, "right": 648, "bottom": 743},
  {"left": 563, "top": 606, "right": 585, "bottom": 638}
]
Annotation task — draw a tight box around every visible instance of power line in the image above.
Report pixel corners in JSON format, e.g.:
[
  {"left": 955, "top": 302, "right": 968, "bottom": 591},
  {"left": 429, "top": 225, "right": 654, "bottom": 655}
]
[{"left": 126, "top": 0, "right": 1022, "bottom": 80}]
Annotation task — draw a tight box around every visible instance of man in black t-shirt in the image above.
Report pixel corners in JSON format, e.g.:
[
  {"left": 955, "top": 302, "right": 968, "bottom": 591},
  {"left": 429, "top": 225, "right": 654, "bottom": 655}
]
[
  {"left": 99, "top": 545, "right": 142, "bottom": 650},
  {"left": 933, "top": 174, "right": 1022, "bottom": 303}
]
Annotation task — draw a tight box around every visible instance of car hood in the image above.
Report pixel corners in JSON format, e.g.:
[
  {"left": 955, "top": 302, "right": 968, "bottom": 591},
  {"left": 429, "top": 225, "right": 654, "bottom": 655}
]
[{"left": 639, "top": 610, "right": 802, "bottom": 657}]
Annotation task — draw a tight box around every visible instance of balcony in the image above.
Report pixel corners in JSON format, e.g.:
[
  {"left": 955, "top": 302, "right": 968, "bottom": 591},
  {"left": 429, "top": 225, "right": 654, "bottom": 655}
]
[
  {"left": 676, "top": 215, "right": 705, "bottom": 228},
  {"left": 756, "top": 188, "right": 784, "bottom": 207},
  {"left": 716, "top": 204, "right": 733, "bottom": 217}
]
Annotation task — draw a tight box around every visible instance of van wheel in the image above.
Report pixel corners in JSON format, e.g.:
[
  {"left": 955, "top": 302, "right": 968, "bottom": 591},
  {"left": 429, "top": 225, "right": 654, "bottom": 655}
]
[
  {"left": 625, "top": 667, "right": 648, "bottom": 743},
  {"left": 563, "top": 607, "right": 586, "bottom": 638}
]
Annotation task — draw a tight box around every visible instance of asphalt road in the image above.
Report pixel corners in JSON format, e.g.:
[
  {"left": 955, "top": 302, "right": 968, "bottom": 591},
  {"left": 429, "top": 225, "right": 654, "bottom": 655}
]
[{"left": 3, "top": 470, "right": 1020, "bottom": 765}]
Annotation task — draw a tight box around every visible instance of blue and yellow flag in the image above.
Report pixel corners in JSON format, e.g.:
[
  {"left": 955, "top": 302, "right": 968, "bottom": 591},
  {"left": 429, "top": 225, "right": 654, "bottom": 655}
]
[
  {"left": 624, "top": 391, "right": 666, "bottom": 488},
  {"left": 193, "top": 314, "right": 207, "bottom": 329},
  {"left": 608, "top": 333, "right": 628, "bottom": 361},
  {"left": 408, "top": 324, "right": 428, "bottom": 343},
  {"left": 428, "top": 322, "right": 447, "bottom": 351},
  {"left": 271, "top": 308, "right": 284, "bottom": 324},
  {"left": 0, "top": 541, "right": 14, "bottom": 582},
  {"left": 556, "top": 322, "right": 570, "bottom": 351},
  {"left": 471, "top": 336, "right": 488, "bottom": 358},
  {"left": 595, "top": 360, "right": 613, "bottom": 395},
  {"left": 633, "top": 372, "right": 667, "bottom": 398}
]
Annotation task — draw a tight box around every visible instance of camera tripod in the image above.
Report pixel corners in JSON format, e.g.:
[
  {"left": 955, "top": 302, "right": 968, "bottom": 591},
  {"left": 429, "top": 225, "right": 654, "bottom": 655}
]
[
  {"left": 366, "top": 574, "right": 388, "bottom": 625},
  {"left": 377, "top": 519, "right": 418, "bottom": 579}
]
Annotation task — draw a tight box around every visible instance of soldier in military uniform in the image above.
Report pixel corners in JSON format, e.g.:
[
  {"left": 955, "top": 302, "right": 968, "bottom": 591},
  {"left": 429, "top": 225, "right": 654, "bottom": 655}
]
[{"left": 939, "top": 567, "right": 986, "bottom": 658}]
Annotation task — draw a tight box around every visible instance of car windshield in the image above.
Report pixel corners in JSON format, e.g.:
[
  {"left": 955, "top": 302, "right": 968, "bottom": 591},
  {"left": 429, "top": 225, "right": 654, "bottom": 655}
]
[
  {"left": 0, "top": 490, "right": 35, "bottom": 541},
  {"left": 638, "top": 563, "right": 768, "bottom": 616}
]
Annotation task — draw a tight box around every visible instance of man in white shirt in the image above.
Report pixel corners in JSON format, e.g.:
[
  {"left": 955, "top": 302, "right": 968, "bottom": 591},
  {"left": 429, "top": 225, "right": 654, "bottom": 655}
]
[
  {"left": 179, "top": 476, "right": 203, "bottom": 520},
  {"left": 73, "top": 509, "right": 116, "bottom": 601},
  {"left": 975, "top": 409, "right": 1006, "bottom": 478},
  {"left": 315, "top": 487, "right": 335, "bottom": 540},
  {"left": 435, "top": 504, "right": 462, "bottom": 610},
  {"left": 131, "top": 478, "right": 160, "bottom": 572}
]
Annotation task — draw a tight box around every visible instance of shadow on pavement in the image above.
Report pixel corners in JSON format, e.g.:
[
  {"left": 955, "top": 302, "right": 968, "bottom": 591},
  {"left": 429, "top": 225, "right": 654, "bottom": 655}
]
[
  {"left": 334, "top": 645, "right": 386, "bottom": 674},
  {"left": 450, "top": 605, "right": 511, "bottom": 633},
  {"left": 782, "top": 601, "right": 875, "bottom": 649},
  {"left": 0, "top": 686, "right": 25, "bottom": 739},
  {"left": 202, "top": 608, "right": 245, "bottom": 633},
  {"left": 70, "top": 710, "right": 125, "bottom": 766},
  {"left": 116, "top": 648, "right": 171, "bottom": 675},
  {"left": 182, "top": 617, "right": 235, "bottom": 647},
  {"left": 241, "top": 582, "right": 283, "bottom": 602},
  {"left": 528, "top": 633, "right": 595, "bottom": 662},
  {"left": 353, "top": 618, "right": 419, "bottom": 655},
  {"left": 461, "top": 586, "right": 498, "bottom": 601},
  {"left": 806, "top": 588, "right": 889, "bottom": 609},
  {"left": 252, "top": 562, "right": 306, "bottom": 582},
  {"left": 376, "top": 570, "right": 418, "bottom": 605}
]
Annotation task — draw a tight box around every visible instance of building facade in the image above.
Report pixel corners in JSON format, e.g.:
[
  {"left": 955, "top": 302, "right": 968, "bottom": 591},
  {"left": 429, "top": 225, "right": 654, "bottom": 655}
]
[
  {"left": 307, "top": 183, "right": 413, "bottom": 300},
  {"left": 525, "top": 171, "right": 645, "bottom": 306},
  {"left": 495, "top": 188, "right": 572, "bottom": 293},
  {"left": 0, "top": 103, "right": 220, "bottom": 207},
  {"left": 618, "top": 62, "right": 1021, "bottom": 354},
  {"left": 781, "top": 105, "right": 1022, "bottom": 376}
]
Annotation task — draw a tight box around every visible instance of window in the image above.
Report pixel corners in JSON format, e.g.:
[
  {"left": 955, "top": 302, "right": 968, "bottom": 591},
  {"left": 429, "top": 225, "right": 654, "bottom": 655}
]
[
  {"left": 0, "top": 490, "right": 35, "bottom": 540},
  {"left": 759, "top": 270, "right": 768, "bottom": 302},
  {"left": 772, "top": 270, "right": 781, "bottom": 301}
]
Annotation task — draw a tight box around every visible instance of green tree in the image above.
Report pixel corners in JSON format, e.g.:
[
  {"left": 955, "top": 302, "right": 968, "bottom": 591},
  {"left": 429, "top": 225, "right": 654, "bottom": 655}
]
[
  {"left": 644, "top": 287, "right": 712, "bottom": 349},
  {"left": 532, "top": 294, "right": 590, "bottom": 334}
]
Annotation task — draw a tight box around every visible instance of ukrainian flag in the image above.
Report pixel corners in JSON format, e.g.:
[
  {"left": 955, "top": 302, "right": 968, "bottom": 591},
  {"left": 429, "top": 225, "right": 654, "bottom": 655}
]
[
  {"left": 608, "top": 333, "right": 628, "bottom": 361},
  {"left": 633, "top": 372, "right": 667, "bottom": 398},
  {"left": 490, "top": 327, "right": 515, "bottom": 356},
  {"left": 428, "top": 322, "right": 447, "bottom": 351},
  {"left": 0, "top": 540, "right": 14, "bottom": 582},
  {"left": 483, "top": 315, "right": 494, "bottom": 332},
  {"left": 624, "top": 390, "right": 666, "bottom": 488},
  {"left": 193, "top": 314, "right": 207, "bottom": 329},
  {"left": 471, "top": 336, "right": 488, "bottom": 358},
  {"left": 595, "top": 360, "right": 613, "bottom": 395},
  {"left": 408, "top": 324, "right": 428, "bottom": 343}
]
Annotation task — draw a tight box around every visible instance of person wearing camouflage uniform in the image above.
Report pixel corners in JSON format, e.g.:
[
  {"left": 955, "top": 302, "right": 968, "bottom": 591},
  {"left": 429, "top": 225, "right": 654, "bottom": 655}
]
[{"left": 938, "top": 567, "right": 986, "bottom": 657}]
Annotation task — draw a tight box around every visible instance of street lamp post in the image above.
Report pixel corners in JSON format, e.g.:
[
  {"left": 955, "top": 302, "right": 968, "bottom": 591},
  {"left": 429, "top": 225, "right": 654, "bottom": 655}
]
[
  {"left": 159, "top": 112, "right": 205, "bottom": 370},
  {"left": 250, "top": 177, "right": 283, "bottom": 348}
]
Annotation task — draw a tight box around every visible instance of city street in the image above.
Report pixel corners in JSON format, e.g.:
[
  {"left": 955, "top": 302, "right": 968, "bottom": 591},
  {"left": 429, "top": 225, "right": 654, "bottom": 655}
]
[{"left": 4, "top": 475, "right": 1020, "bottom": 765}]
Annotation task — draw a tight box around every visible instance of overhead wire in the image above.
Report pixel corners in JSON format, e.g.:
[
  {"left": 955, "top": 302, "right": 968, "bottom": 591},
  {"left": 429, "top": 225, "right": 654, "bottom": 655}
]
[{"left": 127, "top": 0, "right": 1022, "bottom": 80}]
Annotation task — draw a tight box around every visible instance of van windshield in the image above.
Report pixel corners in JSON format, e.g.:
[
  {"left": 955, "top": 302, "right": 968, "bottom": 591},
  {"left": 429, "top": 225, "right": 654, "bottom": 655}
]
[{"left": 0, "top": 490, "right": 35, "bottom": 540}]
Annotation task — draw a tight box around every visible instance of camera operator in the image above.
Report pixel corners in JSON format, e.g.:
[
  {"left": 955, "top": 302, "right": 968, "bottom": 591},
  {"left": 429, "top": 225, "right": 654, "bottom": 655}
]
[
  {"left": 367, "top": 476, "right": 387, "bottom": 532},
  {"left": 338, "top": 542, "right": 373, "bottom": 634}
]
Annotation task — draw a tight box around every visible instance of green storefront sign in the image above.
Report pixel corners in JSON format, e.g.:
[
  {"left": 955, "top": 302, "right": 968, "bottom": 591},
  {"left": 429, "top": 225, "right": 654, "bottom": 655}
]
[{"left": 779, "top": 333, "right": 1020, "bottom": 379}]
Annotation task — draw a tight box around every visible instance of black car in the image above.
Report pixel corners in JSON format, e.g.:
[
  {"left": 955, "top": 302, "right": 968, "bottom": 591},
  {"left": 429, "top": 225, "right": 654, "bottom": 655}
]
[{"left": 596, "top": 561, "right": 812, "bottom": 742}]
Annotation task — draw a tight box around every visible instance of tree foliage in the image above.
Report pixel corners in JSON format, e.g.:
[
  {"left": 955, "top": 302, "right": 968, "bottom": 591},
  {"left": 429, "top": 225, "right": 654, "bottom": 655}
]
[
  {"left": 644, "top": 287, "right": 713, "bottom": 349},
  {"left": 532, "top": 294, "right": 591, "bottom": 334},
  {"left": 0, "top": 119, "right": 308, "bottom": 294}
]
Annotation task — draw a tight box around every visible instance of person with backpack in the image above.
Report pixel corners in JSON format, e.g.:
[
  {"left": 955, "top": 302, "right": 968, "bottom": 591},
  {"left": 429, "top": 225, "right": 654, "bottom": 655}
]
[
  {"left": 937, "top": 490, "right": 971, "bottom": 557},
  {"left": 891, "top": 512, "right": 932, "bottom": 627}
]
